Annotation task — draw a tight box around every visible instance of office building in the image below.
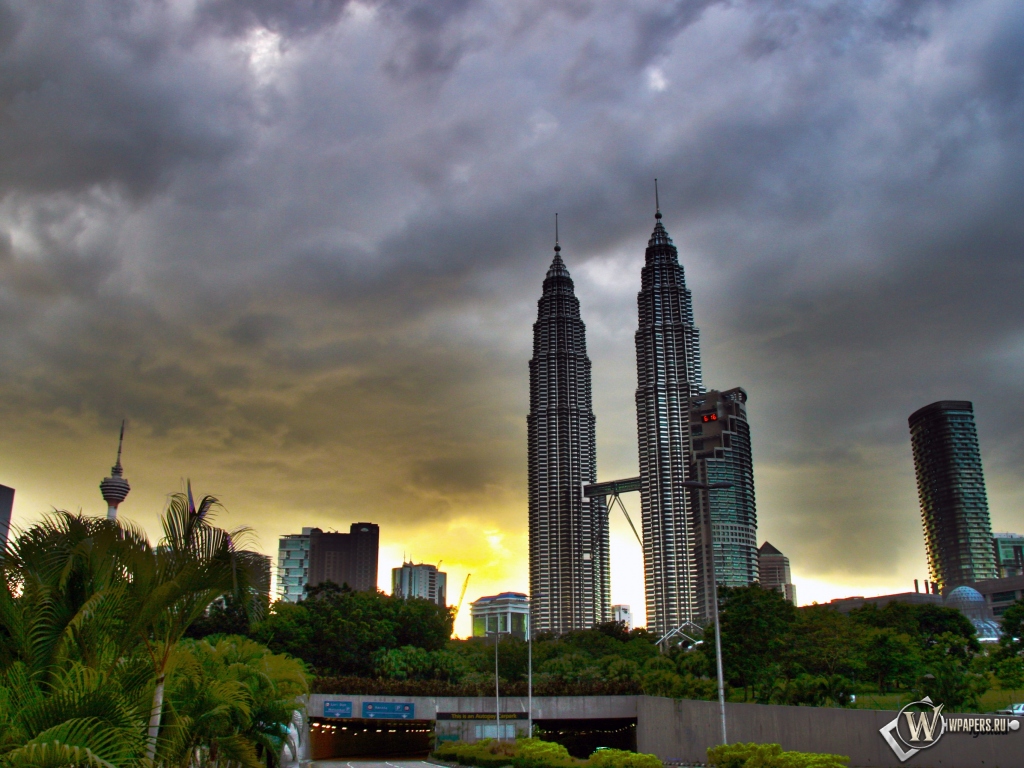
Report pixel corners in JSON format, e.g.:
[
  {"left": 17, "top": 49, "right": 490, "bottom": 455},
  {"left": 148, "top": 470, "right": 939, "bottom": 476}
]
[
  {"left": 909, "top": 401, "right": 997, "bottom": 591},
  {"left": 993, "top": 532, "right": 1024, "bottom": 578},
  {"left": 0, "top": 484, "right": 12, "bottom": 548},
  {"left": 528, "top": 231, "right": 609, "bottom": 635},
  {"left": 99, "top": 422, "right": 130, "bottom": 520},
  {"left": 758, "top": 541, "right": 796, "bottom": 605},
  {"left": 392, "top": 561, "right": 447, "bottom": 607},
  {"left": 689, "top": 388, "right": 759, "bottom": 619},
  {"left": 612, "top": 604, "right": 633, "bottom": 630},
  {"left": 970, "top": 574, "right": 1024, "bottom": 618},
  {"left": 470, "top": 592, "right": 530, "bottom": 639},
  {"left": 634, "top": 203, "right": 706, "bottom": 638},
  {"left": 308, "top": 522, "right": 379, "bottom": 592},
  {"left": 277, "top": 528, "right": 313, "bottom": 602}
]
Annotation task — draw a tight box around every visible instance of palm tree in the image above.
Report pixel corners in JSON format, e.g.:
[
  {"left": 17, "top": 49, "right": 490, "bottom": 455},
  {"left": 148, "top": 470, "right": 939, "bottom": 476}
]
[{"left": 0, "top": 482, "right": 287, "bottom": 767}]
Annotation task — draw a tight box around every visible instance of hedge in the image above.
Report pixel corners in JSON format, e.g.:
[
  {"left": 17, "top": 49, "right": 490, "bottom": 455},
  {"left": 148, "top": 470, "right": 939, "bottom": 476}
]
[
  {"left": 708, "top": 743, "right": 849, "bottom": 768},
  {"left": 433, "top": 738, "right": 661, "bottom": 768}
]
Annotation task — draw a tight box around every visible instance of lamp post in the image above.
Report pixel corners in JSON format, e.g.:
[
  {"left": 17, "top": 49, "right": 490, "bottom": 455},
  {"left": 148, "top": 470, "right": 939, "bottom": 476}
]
[
  {"left": 488, "top": 624, "right": 508, "bottom": 740},
  {"left": 527, "top": 613, "right": 533, "bottom": 739},
  {"left": 682, "top": 479, "right": 733, "bottom": 747}
]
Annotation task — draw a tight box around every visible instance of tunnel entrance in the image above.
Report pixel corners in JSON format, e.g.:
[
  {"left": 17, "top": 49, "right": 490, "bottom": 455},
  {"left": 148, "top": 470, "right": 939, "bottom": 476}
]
[
  {"left": 310, "top": 717, "right": 434, "bottom": 759},
  {"left": 533, "top": 718, "right": 637, "bottom": 758}
]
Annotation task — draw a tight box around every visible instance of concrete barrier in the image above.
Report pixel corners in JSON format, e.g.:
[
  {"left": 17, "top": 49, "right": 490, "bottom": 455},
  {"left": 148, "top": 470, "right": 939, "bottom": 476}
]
[{"left": 637, "top": 697, "right": 1024, "bottom": 768}]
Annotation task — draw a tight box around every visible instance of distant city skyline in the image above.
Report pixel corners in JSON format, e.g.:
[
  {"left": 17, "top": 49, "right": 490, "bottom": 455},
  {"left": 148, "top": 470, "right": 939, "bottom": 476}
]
[{"left": 3, "top": 1, "right": 1024, "bottom": 639}]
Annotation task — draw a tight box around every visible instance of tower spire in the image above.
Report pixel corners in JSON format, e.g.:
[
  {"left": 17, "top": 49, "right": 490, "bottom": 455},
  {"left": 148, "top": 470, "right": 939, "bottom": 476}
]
[
  {"left": 555, "top": 213, "right": 560, "bottom": 252},
  {"left": 655, "top": 178, "right": 661, "bottom": 219},
  {"left": 100, "top": 421, "right": 131, "bottom": 520}
]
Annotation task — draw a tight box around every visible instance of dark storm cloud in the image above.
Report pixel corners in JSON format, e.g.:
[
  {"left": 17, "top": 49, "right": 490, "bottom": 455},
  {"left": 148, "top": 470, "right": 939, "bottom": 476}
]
[{"left": 1, "top": 0, "right": 1023, "bottom": 598}]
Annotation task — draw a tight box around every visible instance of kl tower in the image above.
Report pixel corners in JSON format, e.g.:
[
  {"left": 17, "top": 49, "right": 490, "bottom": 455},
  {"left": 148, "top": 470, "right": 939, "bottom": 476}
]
[{"left": 99, "top": 421, "right": 130, "bottom": 520}]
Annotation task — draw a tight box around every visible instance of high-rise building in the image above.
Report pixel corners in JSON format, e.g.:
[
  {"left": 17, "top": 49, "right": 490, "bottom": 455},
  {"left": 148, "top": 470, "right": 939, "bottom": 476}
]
[
  {"left": 909, "top": 400, "right": 998, "bottom": 591},
  {"left": 99, "top": 422, "right": 130, "bottom": 520},
  {"left": 635, "top": 203, "right": 705, "bottom": 638},
  {"left": 993, "top": 532, "right": 1024, "bottom": 578},
  {"left": 277, "top": 528, "right": 313, "bottom": 602},
  {"left": 0, "top": 484, "right": 13, "bottom": 548},
  {"left": 612, "top": 604, "right": 633, "bottom": 630},
  {"left": 689, "top": 388, "right": 758, "bottom": 618},
  {"left": 471, "top": 592, "right": 530, "bottom": 639},
  {"left": 308, "top": 522, "right": 379, "bottom": 592},
  {"left": 392, "top": 561, "right": 447, "bottom": 607},
  {"left": 757, "top": 541, "right": 796, "bottom": 605},
  {"left": 527, "top": 232, "right": 609, "bottom": 635}
]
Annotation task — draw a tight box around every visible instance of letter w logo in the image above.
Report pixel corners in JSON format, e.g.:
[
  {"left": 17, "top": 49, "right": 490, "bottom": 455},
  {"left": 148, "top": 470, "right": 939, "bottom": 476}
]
[{"left": 904, "top": 704, "right": 944, "bottom": 743}]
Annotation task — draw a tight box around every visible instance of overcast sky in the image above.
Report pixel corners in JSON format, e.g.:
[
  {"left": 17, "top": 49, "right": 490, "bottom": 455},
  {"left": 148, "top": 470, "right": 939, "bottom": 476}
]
[{"left": 2, "top": 0, "right": 1023, "bottom": 634}]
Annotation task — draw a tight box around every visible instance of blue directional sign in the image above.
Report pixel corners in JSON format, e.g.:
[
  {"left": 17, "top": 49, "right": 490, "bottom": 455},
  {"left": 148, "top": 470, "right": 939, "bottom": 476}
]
[
  {"left": 323, "top": 701, "right": 352, "bottom": 718},
  {"left": 362, "top": 701, "right": 415, "bottom": 719}
]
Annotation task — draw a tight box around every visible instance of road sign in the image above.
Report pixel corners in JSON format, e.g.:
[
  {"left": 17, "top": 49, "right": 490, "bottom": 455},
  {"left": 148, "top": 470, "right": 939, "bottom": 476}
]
[{"left": 362, "top": 702, "right": 415, "bottom": 719}]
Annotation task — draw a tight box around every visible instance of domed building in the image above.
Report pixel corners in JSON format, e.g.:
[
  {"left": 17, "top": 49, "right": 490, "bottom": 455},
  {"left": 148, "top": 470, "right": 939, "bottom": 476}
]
[{"left": 945, "top": 585, "right": 1001, "bottom": 642}]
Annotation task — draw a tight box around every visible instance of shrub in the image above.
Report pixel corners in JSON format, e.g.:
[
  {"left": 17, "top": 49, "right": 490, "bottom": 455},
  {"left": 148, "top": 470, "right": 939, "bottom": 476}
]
[
  {"left": 434, "top": 737, "right": 585, "bottom": 768},
  {"left": 708, "top": 742, "right": 848, "bottom": 768},
  {"left": 588, "top": 747, "right": 662, "bottom": 768}
]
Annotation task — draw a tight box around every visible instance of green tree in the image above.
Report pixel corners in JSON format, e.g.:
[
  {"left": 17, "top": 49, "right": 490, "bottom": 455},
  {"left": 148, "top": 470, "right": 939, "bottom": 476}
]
[
  {"left": 996, "top": 599, "right": 1024, "bottom": 660},
  {"left": 862, "top": 628, "right": 920, "bottom": 692},
  {"left": 916, "top": 632, "right": 988, "bottom": 711},
  {"left": 714, "top": 585, "right": 796, "bottom": 699},
  {"left": 256, "top": 583, "right": 453, "bottom": 677}
]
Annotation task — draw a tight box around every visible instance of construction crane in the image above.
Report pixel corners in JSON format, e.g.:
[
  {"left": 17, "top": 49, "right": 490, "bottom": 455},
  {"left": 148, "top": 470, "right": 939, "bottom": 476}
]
[{"left": 454, "top": 573, "right": 471, "bottom": 622}]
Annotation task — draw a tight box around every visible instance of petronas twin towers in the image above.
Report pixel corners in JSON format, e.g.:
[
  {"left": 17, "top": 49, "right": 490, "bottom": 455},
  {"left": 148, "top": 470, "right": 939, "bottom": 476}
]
[{"left": 528, "top": 202, "right": 759, "bottom": 637}]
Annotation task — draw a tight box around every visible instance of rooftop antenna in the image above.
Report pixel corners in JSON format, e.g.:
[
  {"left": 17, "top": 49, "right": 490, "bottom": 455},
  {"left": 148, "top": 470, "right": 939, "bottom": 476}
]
[
  {"left": 655, "top": 178, "right": 661, "bottom": 219},
  {"left": 554, "top": 213, "right": 560, "bottom": 253}
]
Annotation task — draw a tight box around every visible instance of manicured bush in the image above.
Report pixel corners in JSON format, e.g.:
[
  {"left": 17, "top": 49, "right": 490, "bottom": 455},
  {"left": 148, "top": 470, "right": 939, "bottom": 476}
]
[
  {"left": 588, "top": 747, "right": 662, "bottom": 768},
  {"left": 708, "top": 742, "right": 848, "bottom": 768},
  {"left": 435, "top": 737, "right": 659, "bottom": 768}
]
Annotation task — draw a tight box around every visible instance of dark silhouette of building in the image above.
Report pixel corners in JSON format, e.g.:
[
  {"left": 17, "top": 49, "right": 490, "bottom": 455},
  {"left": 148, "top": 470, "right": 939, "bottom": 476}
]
[
  {"left": 757, "top": 541, "right": 796, "bottom": 605},
  {"left": 528, "top": 229, "right": 609, "bottom": 634},
  {"left": 99, "top": 421, "right": 130, "bottom": 520},
  {"left": 909, "top": 400, "right": 997, "bottom": 591},
  {"left": 0, "top": 484, "right": 12, "bottom": 548},
  {"left": 308, "top": 522, "right": 379, "bottom": 592},
  {"left": 688, "top": 388, "right": 759, "bottom": 619},
  {"left": 635, "top": 202, "right": 706, "bottom": 637}
]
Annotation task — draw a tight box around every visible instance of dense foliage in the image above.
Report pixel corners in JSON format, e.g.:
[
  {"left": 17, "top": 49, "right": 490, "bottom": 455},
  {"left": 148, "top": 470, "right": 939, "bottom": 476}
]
[
  {"left": 434, "top": 738, "right": 661, "bottom": 768},
  {"left": 0, "top": 491, "right": 308, "bottom": 768},
  {"left": 707, "top": 742, "right": 848, "bottom": 768},
  {"left": 211, "top": 579, "right": 1024, "bottom": 712}
]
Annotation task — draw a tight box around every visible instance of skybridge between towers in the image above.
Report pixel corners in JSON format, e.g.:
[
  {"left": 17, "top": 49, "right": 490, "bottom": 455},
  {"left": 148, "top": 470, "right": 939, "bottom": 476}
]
[{"left": 583, "top": 477, "right": 643, "bottom": 546}]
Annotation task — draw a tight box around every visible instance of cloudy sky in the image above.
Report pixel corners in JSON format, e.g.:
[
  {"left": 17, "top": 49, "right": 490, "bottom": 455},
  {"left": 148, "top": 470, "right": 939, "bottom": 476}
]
[{"left": 2, "top": 0, "right": 1023, "bottom": 635}]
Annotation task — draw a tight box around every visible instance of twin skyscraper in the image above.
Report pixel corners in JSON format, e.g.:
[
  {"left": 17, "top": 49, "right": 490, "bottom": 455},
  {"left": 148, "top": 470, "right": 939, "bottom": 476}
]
[{"left": 527, "top": 201, "right": 758, "bottom": 639}]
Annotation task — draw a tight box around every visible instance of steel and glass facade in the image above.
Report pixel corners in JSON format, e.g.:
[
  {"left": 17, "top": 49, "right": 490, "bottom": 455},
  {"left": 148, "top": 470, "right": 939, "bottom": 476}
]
[
  {"left": 277, "top": 528, "right": 312, "bottom": 602},
  {"left": 528, "top": 241, "right": 610, "bottom": 635},
  {"left": 909, "top": 400, "right": 998, "bottom": 591},
  {"left": 634, "top": 210, "right": 706, "bottom": 637},
  {"left": 688, "top": 388, "right": 758, "bottom": 620}
]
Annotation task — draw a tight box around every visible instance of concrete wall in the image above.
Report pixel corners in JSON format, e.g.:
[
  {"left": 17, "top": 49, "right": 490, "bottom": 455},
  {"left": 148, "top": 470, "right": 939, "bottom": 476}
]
[{"left": 637, "top": 697, "right": 1023, "bottom": 768}]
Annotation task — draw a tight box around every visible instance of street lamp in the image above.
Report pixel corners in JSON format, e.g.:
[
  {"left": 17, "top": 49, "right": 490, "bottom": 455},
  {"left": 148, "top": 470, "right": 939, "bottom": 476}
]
[
  {"left": 487, "top": 625, "right": 509, "bottom": 740},
  {"left": 682, "top": 479, "right": 733, "bottom": 747}
]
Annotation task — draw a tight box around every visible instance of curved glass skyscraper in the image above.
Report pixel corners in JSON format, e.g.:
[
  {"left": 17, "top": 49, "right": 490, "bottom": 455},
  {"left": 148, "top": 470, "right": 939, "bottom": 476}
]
[
  {"left": 909, "top": 400, "right": 997, "bottom": 591},
  {"left": 528, "top": 237, "right": 610, "bottom": 634}
]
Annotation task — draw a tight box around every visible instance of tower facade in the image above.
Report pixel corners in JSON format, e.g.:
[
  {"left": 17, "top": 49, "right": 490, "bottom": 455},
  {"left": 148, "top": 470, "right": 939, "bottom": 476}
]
[
  {"left": 308, "top": 522, "right": 380, "bottom": 592},
  {"left": 635, "top": 207, "right": 705, "bottom": 637},
  {"left": 99, "top": 422, "right": 130, "bottom": 520},
  {"left": 392, "top": 561, "right": 447, "bottom": 607},
  {"left": 689, "top": 388, "right": 758, "bottom": 619},
  {"left": 909, "top": 401, "right": 997, "bottom": 591},
  {"left": 758, "top": 541, "right": 797, "bottom": 605},
  {"left": 528, "top": 237, "right": 610, "bottom": 635}
]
